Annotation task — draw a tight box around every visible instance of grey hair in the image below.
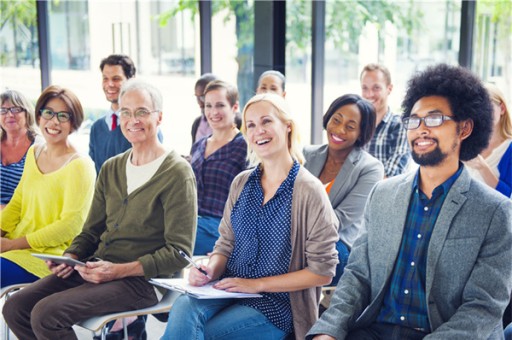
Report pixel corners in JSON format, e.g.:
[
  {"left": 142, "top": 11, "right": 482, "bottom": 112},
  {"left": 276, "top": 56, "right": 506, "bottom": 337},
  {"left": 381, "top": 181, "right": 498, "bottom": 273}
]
[
  {"left": 1, "top": 89, "right": 38, "bottom": 141},
  {"left": 119, "top": 78, "right": 163, "bottom": 111}
]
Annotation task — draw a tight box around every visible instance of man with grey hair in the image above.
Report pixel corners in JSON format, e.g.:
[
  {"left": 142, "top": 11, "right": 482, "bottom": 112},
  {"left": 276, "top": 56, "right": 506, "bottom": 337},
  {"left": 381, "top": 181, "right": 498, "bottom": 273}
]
[{"left": 3, "top": 79, "right": 198, "bottom": 340}]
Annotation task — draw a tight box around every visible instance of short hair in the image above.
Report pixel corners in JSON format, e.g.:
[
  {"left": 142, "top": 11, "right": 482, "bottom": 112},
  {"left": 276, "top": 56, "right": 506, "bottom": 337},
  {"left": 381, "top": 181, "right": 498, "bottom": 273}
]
[
  {"left": 360, "top": 63, "right": 392, "bottom": 85},
  {"left": 401, "top": 63, "right": 493, "bottom": 161},
  {"left": 257, "top": 70, "right": 286, "bottom": 91},
  {"left": 195, "top": 73, "right": 218, "bottom": 91},
  {"left": 204, "top": 80, "right": 239, "bottom": 107},
  {"left": 241, "top": 93, "right": 304, "bottom": 166},
  {"left": 119, "top": 78, "right": 163, "bottom": 111},
  {"left": 1, "top": 89, "right": 38, "bottom": 141},
  {"left": 100, "top": 54, "right": 136, "bottom": 79},
  {"left": 322, "top": 94, "right": 376, "bottom": 148},
  {"left": 485, "top": 83, "right": 512, "bottom": 140},
  {"left": 35, "top": 85, "right": 84, "bottom": 132}
]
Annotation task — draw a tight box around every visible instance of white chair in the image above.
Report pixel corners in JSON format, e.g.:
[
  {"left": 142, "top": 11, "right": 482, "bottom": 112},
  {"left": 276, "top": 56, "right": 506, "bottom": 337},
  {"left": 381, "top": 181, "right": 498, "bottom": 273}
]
[
  {"left": 1, "top": 283, "right": 30, "bottom": 340},
  {"left": 76, "top": 288, "right": 181, "bottom": 340}
]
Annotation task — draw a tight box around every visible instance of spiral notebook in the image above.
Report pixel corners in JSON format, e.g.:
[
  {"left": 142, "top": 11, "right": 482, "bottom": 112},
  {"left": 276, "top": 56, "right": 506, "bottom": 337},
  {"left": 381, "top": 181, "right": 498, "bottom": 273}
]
[{"left": 150, "top": 278, "right": 262, "bottom": 299}]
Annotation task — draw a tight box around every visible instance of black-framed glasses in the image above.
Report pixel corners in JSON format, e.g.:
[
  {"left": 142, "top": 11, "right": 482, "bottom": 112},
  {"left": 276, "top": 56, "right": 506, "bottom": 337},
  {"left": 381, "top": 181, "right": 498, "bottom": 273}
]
[
  {"left": 0, "top": 107, "right": 25, "bottom": 115},
  {"left": 119, "top": 108, "right": 158, "bottom": 120},
  {"left": 402, "top": 114, "right": 455, "bottom": 130},
  {"left": 40, "top": 109, "right": 72, "bottom": 122}
]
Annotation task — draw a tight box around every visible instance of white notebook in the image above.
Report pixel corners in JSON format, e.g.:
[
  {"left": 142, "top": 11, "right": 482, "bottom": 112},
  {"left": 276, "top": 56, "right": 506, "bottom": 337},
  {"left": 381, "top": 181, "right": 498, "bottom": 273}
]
[{"left": 150, "top": 278, "right": 262, "bottom": 299}]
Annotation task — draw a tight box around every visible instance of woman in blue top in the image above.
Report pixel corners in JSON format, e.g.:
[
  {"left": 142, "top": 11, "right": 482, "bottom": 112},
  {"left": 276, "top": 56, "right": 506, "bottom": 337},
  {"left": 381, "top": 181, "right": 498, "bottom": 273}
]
[
  {"left": 466, "top": 83, "right": 512, "bottom": 198},
  {"left": 162, "top": 93, "right": 339, "bottom": 340},
  {"left": 190, "top": 80, "right": 247, "bottom": 255},
  {"left": 0, "top": 90, "right": 39, "bottom": 209}
]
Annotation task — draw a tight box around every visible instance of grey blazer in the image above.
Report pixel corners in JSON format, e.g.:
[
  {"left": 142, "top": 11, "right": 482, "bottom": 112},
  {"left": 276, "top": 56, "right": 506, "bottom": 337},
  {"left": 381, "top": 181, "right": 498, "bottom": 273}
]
[
  {"left": 307, "top": 167, "right": 512, "bottom": 339},
  {"left": 303, "top": 145, "right": 384, "bottom": 247}
]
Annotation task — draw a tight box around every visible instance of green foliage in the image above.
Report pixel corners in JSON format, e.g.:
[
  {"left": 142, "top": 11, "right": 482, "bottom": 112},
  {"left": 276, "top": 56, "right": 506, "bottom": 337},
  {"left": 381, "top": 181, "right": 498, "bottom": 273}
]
[{"left": 0, "top": 0, "right": 37, "bottom": 31}]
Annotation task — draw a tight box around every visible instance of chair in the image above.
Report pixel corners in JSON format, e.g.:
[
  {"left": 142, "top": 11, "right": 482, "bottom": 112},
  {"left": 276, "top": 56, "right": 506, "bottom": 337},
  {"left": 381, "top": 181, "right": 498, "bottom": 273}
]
[
  {"left": 1, "top": 283, "right": 30, "bottom": 340},
  {"left": 76, "top": 288, "right": 181, "bottom": 340}
]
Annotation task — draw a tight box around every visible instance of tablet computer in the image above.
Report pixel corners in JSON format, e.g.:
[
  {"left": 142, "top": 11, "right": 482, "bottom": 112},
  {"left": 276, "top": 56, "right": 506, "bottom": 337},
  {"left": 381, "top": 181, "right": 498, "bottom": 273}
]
[{"left": 32, "top": 254, "right": 86, "bottom": 267}]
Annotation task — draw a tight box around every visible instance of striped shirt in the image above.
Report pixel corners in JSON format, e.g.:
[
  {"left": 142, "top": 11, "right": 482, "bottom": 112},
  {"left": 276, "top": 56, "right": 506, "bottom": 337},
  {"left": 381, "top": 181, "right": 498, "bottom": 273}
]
[
  {"left": 377, "top": 165, "right": 463, "bottom": 330},
  {"left": 367, "top": 110, "right": 410, "bottom": 177},
  {"left": 190, "top": 132, "right": 247, "bottom": 218},
  {"left": 0, "top": 148, "right": 31, "bottom": 205}
]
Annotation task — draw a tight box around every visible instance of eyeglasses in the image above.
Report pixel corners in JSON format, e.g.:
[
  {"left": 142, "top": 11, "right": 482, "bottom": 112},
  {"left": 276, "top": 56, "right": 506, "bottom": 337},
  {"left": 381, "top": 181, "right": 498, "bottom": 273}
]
[
  {"left": 402, "top": 114, "right": 455, "bottom": 130},
  {"left": 119, "top": 108, "right": 158, "bottom": 120},
  {"left": 40, "top": 109, "right": 72, "bottom": 122},
  {"left": 0, "top": 107, "right": 25, "bottom": 115}
]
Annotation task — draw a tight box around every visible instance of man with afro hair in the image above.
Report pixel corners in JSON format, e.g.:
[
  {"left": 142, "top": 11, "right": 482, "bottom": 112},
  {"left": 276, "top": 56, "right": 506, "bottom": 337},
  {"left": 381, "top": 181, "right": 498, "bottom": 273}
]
[{"left": 307, "top": 64, "right": 512, "bottom": 340}]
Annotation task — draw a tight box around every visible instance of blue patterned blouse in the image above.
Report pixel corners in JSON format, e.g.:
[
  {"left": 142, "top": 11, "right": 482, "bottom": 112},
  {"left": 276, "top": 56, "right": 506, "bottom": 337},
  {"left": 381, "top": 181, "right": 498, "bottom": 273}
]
[{"left": 224, "top": 161, "right": 300, "bottom": 333}]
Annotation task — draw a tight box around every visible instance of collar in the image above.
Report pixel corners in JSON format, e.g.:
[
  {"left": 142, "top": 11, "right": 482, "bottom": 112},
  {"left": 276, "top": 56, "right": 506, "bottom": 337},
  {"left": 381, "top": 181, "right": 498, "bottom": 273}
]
[{"left": 412, "top": 162, "right": 464, "bottom": 197}]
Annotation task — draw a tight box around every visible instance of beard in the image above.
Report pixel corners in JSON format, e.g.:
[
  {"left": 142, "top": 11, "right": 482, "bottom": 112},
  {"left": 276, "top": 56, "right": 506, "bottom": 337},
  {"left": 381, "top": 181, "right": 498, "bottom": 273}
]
[{"left": 412, "top": 146, "right": 447, "bottom": 166}]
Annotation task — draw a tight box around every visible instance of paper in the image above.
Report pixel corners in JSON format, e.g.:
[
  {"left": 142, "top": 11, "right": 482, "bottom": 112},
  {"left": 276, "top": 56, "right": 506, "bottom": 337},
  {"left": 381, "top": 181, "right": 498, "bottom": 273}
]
[{"left": 150, "top": 278, "right": 262, "bottom": 299}]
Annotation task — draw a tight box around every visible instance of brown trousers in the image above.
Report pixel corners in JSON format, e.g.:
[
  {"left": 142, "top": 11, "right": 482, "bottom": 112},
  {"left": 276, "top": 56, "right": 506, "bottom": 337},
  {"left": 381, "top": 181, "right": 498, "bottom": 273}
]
[{"left": 2, "top": 272, "right": 158, "bottom": 340}]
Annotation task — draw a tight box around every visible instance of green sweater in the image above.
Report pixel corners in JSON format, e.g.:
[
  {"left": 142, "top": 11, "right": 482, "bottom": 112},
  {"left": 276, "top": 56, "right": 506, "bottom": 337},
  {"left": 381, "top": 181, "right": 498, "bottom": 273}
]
[{"left": 66, "top": 150, "right": 197, "bottom": 279}]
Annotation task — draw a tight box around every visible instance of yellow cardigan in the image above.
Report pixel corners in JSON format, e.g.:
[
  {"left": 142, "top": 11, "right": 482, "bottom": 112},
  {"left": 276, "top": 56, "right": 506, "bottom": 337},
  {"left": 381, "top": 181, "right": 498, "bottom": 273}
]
[{"left": 1, "top": 146, "right": 95, "bottom": 278}]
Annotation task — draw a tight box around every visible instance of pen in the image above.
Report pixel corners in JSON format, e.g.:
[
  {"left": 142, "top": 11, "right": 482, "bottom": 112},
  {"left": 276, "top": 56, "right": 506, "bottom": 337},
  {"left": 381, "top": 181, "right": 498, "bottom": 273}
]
[{"left": 178, "top": 249, "right": 211, "bottom": 279}]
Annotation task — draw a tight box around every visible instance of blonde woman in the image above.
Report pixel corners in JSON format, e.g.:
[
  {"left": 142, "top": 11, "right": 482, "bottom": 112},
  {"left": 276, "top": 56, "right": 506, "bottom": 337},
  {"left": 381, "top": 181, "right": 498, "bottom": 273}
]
[
  {"left": 164, "top": 93, "right": 338, "bottom": 339},
  {"left": 466, "top": 83, "right": 512, "bottom": 197}
]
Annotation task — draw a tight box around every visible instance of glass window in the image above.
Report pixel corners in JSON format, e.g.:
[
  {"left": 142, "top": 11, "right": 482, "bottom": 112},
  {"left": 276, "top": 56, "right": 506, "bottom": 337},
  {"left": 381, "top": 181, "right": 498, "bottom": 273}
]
[
  {"left": 323, "top": 0, "right": 462, "bottom": 120},
  {"left": 211, "top": 1, "right": 254, "bottom": 108},
  {"left": 286, "top": 0, "right": 312, "bottom": 144},
  {"left": 0, "top": 0, "right": 41, "bottom": 100},
  {"left": 474, "top": 1, "right": 512, "bottom": 100}
]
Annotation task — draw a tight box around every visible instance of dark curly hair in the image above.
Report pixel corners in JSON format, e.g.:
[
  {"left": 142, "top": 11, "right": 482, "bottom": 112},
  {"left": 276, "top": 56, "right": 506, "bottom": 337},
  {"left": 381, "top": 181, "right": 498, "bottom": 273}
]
[
  {"left": 401, "top": 64, "right": 493, "bottom": 161},
  {"left": 323, "top": 94, "right": 376, "bottom": 148}
]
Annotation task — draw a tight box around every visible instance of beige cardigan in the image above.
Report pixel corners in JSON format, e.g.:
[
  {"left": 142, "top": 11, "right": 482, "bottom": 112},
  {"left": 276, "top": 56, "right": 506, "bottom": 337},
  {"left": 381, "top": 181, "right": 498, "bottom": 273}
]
[{"left": 213, "top": 166, "right": 339, "bottom": 339}]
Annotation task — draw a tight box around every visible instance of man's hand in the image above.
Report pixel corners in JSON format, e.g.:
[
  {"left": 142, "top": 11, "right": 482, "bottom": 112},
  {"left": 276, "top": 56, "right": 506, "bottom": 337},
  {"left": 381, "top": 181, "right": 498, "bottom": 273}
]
[
  {"left": 75, "top": 260, "right": 119, "bottom": 284},
  {"left": 48, "top": 253, "right": 78, "bottom": 279}
]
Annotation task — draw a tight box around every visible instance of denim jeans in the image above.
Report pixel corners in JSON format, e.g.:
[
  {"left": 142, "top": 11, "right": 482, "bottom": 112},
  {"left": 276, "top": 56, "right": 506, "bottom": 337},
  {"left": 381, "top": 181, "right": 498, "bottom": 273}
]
[
  {"left": 193, "top": 215, "right": 221, "bottom": 255},
  {"left": 331, "top": 239, "right": 350, "bottom": 287},
  {"left": 162, "top": 295, "right": 288, "bottom": 340}
]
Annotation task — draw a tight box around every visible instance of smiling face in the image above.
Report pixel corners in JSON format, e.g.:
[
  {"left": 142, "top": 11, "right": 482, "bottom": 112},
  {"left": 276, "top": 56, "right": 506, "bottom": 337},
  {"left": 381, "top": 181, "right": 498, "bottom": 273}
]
[
  {"left": 256, "top": 75, "right": 285, "bottom": 97},
  {"left": 361, "top": 70, "right": 392, "bottom": 117},
  {"left": 204, "top": 88, "right": 238, "bottom": 131},
  {"left": 326, "top": 103, "right": 362, "bottom": 155},
  {"left": 119, "top": 89, "right": 162, "bottom": 146},
  {"left": 244, "top": 101, "right": 291, "bottom": 162},
  {"left": 102, "top": 64, "right": 128, "bottom": 109},
  {"left": 408, "top": 96, "right": 470, "bottom": 167},
  {"left": 38, "top": 98, "right": 73, "bottom": 145},
  {"left": 1, "top": 99, "right": 27, "bottom": 135}
]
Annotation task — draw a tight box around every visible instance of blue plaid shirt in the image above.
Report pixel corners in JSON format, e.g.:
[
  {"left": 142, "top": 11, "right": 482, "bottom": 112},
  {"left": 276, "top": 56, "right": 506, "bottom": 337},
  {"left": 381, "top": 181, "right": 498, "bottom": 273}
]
[
  {"left": 190, "top": 132, "right": 247, "bottom": 217},
  {"left": 367, "top": 110, "right": 410, "bottom": 177},
  {"left": 377, "top": 165, "right": 463, "bottom": 330}
]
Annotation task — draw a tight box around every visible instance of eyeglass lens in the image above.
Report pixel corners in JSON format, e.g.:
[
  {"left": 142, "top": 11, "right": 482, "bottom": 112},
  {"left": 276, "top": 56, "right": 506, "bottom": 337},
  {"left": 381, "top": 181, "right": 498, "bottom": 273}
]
[
  {"left": 0, "top": 107, "right": 24, "bottom": 115},
  {"left": 40, "top": 109, "right": 71, "bottom": 122}
]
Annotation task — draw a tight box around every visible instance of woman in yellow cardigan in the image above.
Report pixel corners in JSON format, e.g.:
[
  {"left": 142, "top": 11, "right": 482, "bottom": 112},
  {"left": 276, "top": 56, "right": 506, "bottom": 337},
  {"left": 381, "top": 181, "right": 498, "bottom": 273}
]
[{"left": 0, "top": 85, "right": 95, "bottom": 287}]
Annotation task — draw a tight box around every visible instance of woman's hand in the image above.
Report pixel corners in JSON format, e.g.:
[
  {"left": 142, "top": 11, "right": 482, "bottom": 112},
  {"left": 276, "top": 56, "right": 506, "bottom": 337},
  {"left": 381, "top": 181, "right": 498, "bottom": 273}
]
[
  {"left": 0, "top": 237, "right": 12, "bottom": 252},
  {"left": 188, "top": 264, "right": 213, "bottom": 287},
  {"left": 213, "top": 277, "right": 264, "bottom": 294}
]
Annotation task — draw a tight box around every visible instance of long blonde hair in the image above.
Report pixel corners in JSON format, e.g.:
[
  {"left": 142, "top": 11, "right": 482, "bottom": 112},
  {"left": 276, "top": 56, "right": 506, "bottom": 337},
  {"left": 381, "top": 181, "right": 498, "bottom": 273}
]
[
  {"left": 485, "top": 83, "right": 512, "bottom": 139},
  {"left": 241, "top": 93, "right": 304, "bottom": 167}
]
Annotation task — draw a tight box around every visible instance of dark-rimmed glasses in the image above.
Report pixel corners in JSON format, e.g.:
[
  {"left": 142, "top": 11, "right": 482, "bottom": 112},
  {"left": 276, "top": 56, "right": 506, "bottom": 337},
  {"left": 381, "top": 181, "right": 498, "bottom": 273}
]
[
  {"left": 119, "top": 109, "right": 158, "bottom": 120},
  {"left": 0, "top": 107, "right": 25, "bottom": 115},
  {"left": 40, "top": 109, "right": 72, "bottom": 122},
  {"left": 402, "top": 114, "right": 454, "bottom": 130}
]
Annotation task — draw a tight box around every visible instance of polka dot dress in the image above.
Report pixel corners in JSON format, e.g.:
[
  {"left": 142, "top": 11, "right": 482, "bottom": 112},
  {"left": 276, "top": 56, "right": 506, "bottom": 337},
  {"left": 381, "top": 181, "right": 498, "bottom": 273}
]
[{"left": 224, "top": 161, "right": 300, "bottom": 334}]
